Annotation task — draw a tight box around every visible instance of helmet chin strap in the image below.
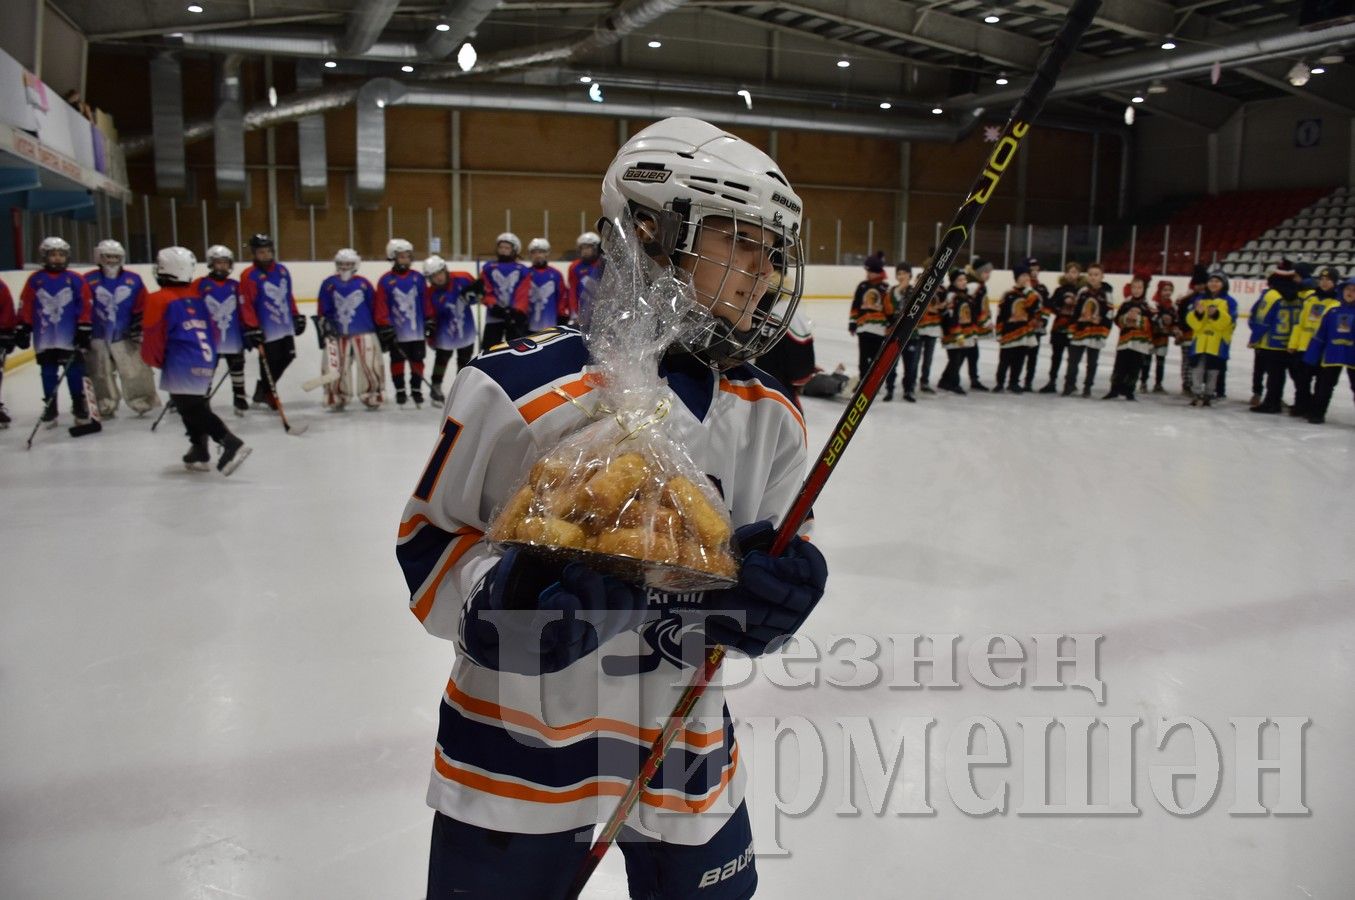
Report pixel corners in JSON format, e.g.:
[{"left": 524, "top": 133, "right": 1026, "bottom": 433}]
[{"left": 101, "top": 263, "right": 122, "bottom": 278}]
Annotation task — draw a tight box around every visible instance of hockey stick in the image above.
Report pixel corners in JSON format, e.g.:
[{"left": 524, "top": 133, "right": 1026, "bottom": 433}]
[
  {"left": 149, "top": 396, "right": 175, "bottom": 431},
  {"left": 302, "top": 370, "right": 340, "bottom": 392},
  {"left": 567, "top": 2, "right": 1102, "bottom": 894},
  {"left": 303, "top": 316, "right": 341, "bottom": 392},
  {"left": 26, "top": 359, "right": 68, "bottom": 449},
  {"left": 257, "top": 344, "right": 308, "bottom": 435}
]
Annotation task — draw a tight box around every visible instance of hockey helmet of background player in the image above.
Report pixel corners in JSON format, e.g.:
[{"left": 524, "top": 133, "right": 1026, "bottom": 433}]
[
  {"left": 39, "top": 236, "right": 71, "bottom": 266},
  {"left": 385, "top": 238, "right": 414, "bottom": 262},
  {"left": 598, "top": 116, "right": 805, "bottom": 369},
  {"left": 334, "top": 247, "right": 361, "bottom": 280},
  {"left": 154, "top": 246, "right": 197, "bottom": 285},
  {"left": 495, "top": 232, "right": 521, "bottom": 257},
  {"left": 248, "top": 233, "right": 273, "bottom": 250},
  {"left": 96, "top": 239, "right": 126, "bottom": 264},
  {"left": 527, "top": 237, "right": 550, "bottom": 255},
  {"left": 577, "top": 231, "right": 602, "bottom": 259},
  {"left": 422, "top": 254, "right": 448, "bottom": 277},
  {"left": 206, "top": 245, "right": 235, "bottom": 277}
]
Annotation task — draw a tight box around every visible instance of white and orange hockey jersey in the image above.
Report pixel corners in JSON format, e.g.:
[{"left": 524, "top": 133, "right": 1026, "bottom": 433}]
[{"left": 396, "top": 325, "right": 808, "bottom": 845}]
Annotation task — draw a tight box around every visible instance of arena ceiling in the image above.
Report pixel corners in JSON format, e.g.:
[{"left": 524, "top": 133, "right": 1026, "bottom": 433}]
[{"left": 56, "top": 0, "right": 1355, "bottom": 130}]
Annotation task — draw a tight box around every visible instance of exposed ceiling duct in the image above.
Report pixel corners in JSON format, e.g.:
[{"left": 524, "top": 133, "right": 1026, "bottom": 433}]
[
  {"left": 958, "top": 20, "right": 1355, "bottom": 108},
  {"left": 179, "top": 29, "right": 420, "bottom": 62},
  {"left": 338, "top": 0, "right": 403, "bottom": 57},
  {"left": 353, "top": 79, "right": 408, "bottom": 207},
  {"left": 149, "top": 53, "right": 187, "bottom": 195},
  {"left": 213, "top": 55, "right": 247, "bottom": 202},
  {"left": 295, "top": 60, "right": 329, "bottom": 205}
]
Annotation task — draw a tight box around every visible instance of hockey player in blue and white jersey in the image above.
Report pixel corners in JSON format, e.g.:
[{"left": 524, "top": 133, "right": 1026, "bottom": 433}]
[
  {"left": 239, "top": 233, "right": 303, "bottom": 409},
  {"left": 375, "top": 238, "right": 432, "bottom": 408},
  {"left": 423, "top": 254, "right": 479, "bottom": 405},
  {"left": 398, "top": 117, "right": 827, "bottom": 899},
  {"left": 567, "top": 230, "right": 605, "bottom": 329},
  {"left": 84, "top": 239, "right": 158, "bottom": 417},
  {"left": 479, "top": 231, "right": 531, "bottom": 347},
  {"left": 19, "top": 236, "right": 94, "bottom": 427},
  {"left": 141, "top": 247, "right": 249, "bottom": 475},
  {"left": 196, "top": 245, "right": 249, "bottom": 415},
  {"left": 317, "top": 248, "right": 383, "bottom": 410},
  {"left": 525, "top": 237, "right": 570, "bottom": 331}
]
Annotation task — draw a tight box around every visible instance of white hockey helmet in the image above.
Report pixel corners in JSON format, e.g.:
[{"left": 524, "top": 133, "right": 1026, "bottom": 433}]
[
  {"left": 207, "top": 244, "right": 235, "bottom": 263},
  {"left": 335, "top": 247, "right": 361, "bottom": 267},
  {"left": 576, "top": 231, "right": 602, "bottom": 248},
  {"left": 39, "top": 236, "right": 71, "bottom": 255},
  {"left": 527, "top": 237, "right": 551, "bottom": 254},
  {"left": 385, "top": 238, "right": 414, "bottom": 261},
  {"left": 95, "top": 239, "right": 126, "bottom": 261},
  {"left": 599, "top": 116, "right": 805, "bottom": 368},
  {"left": 495, "top": 232, "right": 521, "bottom": 255},
  {"left": 422, "top": 254, "right": 448, "bottom": 277},
  {"left": 155, "top": 246, "right": 197, "bottom": 284}
]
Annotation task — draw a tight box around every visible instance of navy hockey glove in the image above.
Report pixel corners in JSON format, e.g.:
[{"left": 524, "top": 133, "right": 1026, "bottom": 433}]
[
  {"left": 244, "top": 327, "right": 264, "bottom": 349},
  {"left": 125, "top": 313, "right": 143, "bottom": 342},
  {"left": 14, "top": 323, "right": 31, "bottom": 349},
  {"left": 461, "top": 548, "right": 649, "bottom": 674},
  {"left": 701, "top": 521, "right": 827, "bottom": 658},
  {"left": 424, "top": 318, "right": 437, "bottom": 340},
  {"left": 848, "top": 322, "right": 858, "bottom": 336},
  {"left": 74, "top": 321, "right": 92, "bottom": 350},
  {"left": 377, "top": 325, "right": 395, "bottom": 352},
  {"left": 507, "top": 308, "right": 529, "bottom": 337},
  {"left": 293, "top": 315, "right": 306, "bottom": 337}
]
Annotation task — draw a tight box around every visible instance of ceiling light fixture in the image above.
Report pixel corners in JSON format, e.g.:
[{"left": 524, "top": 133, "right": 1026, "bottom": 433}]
[
  {"left": 1311, "top": 65, "right": 1327, "bottom": 74},
  {"left": 837, "top": 59, "right": 851, "bottom": 68},
  {"left": 324, "top": 60, "right": 337, "bottom": 68},
  {"left": 401, "top": 64, "right": 414, "bottom": 73},
  {"left": 588, "top": 82, "right": 604, "bottom": 103},
  {"left": 435, "top": 22, "right": 451, "bottom": 32},
  {"left": 995, "top": 72, "right": 1009, "bottom": 85},
  {"left": 579, "top": 75, "right": 592, "bottom": 83},
  {"left": 1318, "top": 53, "right": 1344, "bottom": 65},
  {"left": 931, "top": 107, "right": 943, "bottom": 114},
  {"left": 457, "top": 42, "right": 477, "bottom": 71},
  {"left": 168, "top": 32, "right": 184, "bottom": 38},
  {"left": 375, "top": 98, "right": 386, "bottom": 109},
  {"left": 187, "top": 4, "right": 204, "bottom": 12},
  {"left": 1161, "top": 36, "right": 1177, "bottom": 50},
  {"left": 267, "top": 86, "right": 278, "bottom": 107},
  {"left": 647, "top": 40, "right": 662, "bottom": 48},
  {"left": 1287, "top": 60, "right": 1311, "bottom": 86},
  {"left": 1147, "top": 80, "right": 1168, "bottom": 94},
  {"left": 1130, "top": 93, "right": 1144, "bottom": 103},
  {"left": 879, "top": 101, "right": 892, "bottom": 110},
  {"left": 737, "top": 89, "right": 752, "bottom": 109},
  {"left": 984, "top": 14, "right": 1001, "bottom": 24}
]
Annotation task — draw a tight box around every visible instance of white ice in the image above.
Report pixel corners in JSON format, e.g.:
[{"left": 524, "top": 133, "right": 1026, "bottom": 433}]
[{"left": 2, "top": 299, "right": 1353, "bottom": 899}]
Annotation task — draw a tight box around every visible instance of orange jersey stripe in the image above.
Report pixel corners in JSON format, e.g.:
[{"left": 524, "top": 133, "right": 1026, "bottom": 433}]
[
  {"left": 433, "top": 746, "right": 738, "bottom": 813},
  {"left": 397, "top": 513, "right": 433, "bottom": 539},
  {"left": 410, "top": 528, "right": 483, "bottom": 622},
  {"left": 445, "top": 679, "right": 725, "bottom": 749},
  {"left": 517, "top": 377, "right": 593, "bottom": 424},
  {"left": 719, "top": 379, "right": 806, "bottom": 443}
]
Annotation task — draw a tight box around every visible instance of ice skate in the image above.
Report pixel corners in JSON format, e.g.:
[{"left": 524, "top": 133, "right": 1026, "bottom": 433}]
[
  {"left": 429, "top": 383, "right": 446, "bottom": 404},
  {"left": 183, "top": 438, "right": 211, "bottom": 472},
  {"left": 970, "top": 382, "right": 990, "bottom": 392},
  {"left": 412, "top": 389, "right": 424, "bottom": 408},
  {"left": 42, "top": 403, "right": 59, "bottom": 428},
  {"left": 1039, "top": 381, "right": 1058, "bottom": 394},
  {"left": 396, "top": 389, "right": 408, "bottom": 407},
  {"left": 217, "top": 434, "right": 251, "bottom": 476},
  {"left": 0, "top": 404, "right": 10, "bottom": 429},
  {"left": 1081, "top": 385, "right": 1091, "bottom": 398},
  {"left": 920, "top": 385, "right": 936, "bottom": 394}
]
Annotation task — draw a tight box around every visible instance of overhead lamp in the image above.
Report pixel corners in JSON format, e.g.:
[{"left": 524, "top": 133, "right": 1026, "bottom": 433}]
[
  {"left": 837, "top": 59, "right": 851, "bottom": 68},
  {"left": 579, "top": 75, "right": 593, "bottom": 83},
  {"left": 995, "top": 72, "right": 1009, "bottom": 85},
  {"left": 401, "top": 64, "right": 414, "bottom": 73},
  {"left": 647, "top": 40, "right": 662, "bottom": 49},
  {"left": 1311, "top": 65, "right": 1327, "bottom": 74},
  {"left": 435, "top": 22, "right": 451, "bottom": 32},
  {"left": 1124, "top": 105, "right": 1135, "bottom": 125},
  {"left": 457, "top": 42, "right": 477, "bottom": 72},
  {"left": 1130, "top": 93, "right": 1144, "bottom": 103},
  {"left": 588, "top": 82, "right": 604, "bottom": 103},
  {"left": 1161, "top": 36, "right": 1177, "bottom": 51},
  {"left": 1318, "top": 53, "right": 1344, "bottom": 65},
  {"left": 931, "top": 107, "right": 943, "bottom": 115},
  {"left": 168, "top": 32, "right": 184, "bottom": 38},
  {"left": 879, "top": 101, "right": 892, "bottom": 110},
  {"left": 375, "top": 98, "right": 386, "bottom": 109},
  {"left": 324, "top": 60, "right": 337, "bottom": 69},
  {"left": 187, "top": 4, "right": 204, "bottom": 12},
  {"left": 1288, "top": 60, "right": 1311, "bottom": 86},
  {"left": 984, "top": 13, "right": 1001, "bottom": 24},
  {"left": 267, "top": 86, "right": 278, "bottom": 107},
  {"left": 737, "top": 89, "right": 753, "bottom": 109},
  {"left": 1147, "top": 80, "right": 1168, "bottom": 94}
]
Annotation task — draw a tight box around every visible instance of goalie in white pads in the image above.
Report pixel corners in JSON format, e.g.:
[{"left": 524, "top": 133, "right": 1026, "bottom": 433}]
[
  {"left": 83, "top": 239, "right": 159, "bottom": 417},
  {"left": 398, "top": 117, "right": 828, "bottom": 899},
  {"left": 317, "top": 248, "right": 384, "bottom": 410}
]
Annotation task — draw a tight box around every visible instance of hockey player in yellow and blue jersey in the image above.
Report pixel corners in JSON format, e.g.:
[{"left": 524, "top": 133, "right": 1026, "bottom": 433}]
[
  {"left": 1303, "top": 276, "right": 1355, "bottom": 424},
  {"left": 1250, "top": 261, "right": 1314, "bottom": 414},
  {"left": 397, "top": 117, "right": 826, "bottom": 899}
]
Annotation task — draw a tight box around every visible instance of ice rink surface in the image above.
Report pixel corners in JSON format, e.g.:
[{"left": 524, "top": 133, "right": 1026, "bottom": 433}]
[{"left": 2, "top": 299, "right": 1353, "bottom": 899}]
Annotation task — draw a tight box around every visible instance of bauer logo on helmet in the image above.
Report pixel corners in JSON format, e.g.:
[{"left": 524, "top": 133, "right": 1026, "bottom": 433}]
[{"left": 622, "top": 165, "right": 672, "bottom": 183}]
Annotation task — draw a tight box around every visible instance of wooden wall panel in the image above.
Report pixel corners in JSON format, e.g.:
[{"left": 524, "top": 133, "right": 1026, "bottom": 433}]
[
  {"left": 778, "top": 131, "right": 900, "bottom": 189},
  {"left": 464, "top": 173, "right": 602, "bottom": 257},
  {"left": 461, "top": 111, "right": 618, "bottom": 174}
]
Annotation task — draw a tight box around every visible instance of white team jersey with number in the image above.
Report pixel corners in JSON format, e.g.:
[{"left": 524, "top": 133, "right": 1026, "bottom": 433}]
[{"left": 396, "top": 326, "right": 807, "bottom": 845}]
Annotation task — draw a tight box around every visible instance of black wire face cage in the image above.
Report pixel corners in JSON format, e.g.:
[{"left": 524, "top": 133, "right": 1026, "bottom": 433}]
[{"left": 653, "top": 200, "right": 805, "bottom": 370}]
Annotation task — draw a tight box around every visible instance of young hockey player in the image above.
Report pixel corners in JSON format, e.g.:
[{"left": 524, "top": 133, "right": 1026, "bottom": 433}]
[
  {"left": 424, "top": 255, "right": 480, "bottom": 405},
  {"left": 567, "top": 230, "right": 604, "bottom": 328},
  {"left": 525, "top": 238, "right": 571, "bottom": 332},
  {"left": 1146, "top": 280, "right": 1177, "bottom": 393},
  {"left": 754, "top": 296, "right": 816, "bottom": 405},
  {"left": 993, "top": 264, "right": 1041, "bottom": 393},
  {"left": 1302, "top": 276, "right": 1355, "bottom": 423},
  {"left": 1185, "top": 284, "right": 1235, "bottom": 408},
  {"left": 1022, "top": 256, "right": 1050, "bottom": 391},
  {"left": 891, "top": 261, "right": 924, "bottom": 401},
  {"left": 965, "top": 257, "right": 994, "bottom": 389},
  {"left": 239, "top": 233, "right": 303, "bottom": 409},
  {"left": 398, "top": 117, "right": 826, "bottom": 900},
  {"left": 1104, "top": 275, "right": 1153, "bottom": 401},
  {"left": 141, "top": 247, "right": 249, "bottom": 474},
  {"left": 1250, "top": 261, "right": 1314, "bottom": 414},
  {"left": 914, "top": 261, "right": 944, "bottom": 394},
  {"left": 1062, "top": 261, "right": 1113, "bottom": 397},
  {"left": 83, "top": 239, "right": 157, "bottom": 417},
  {"left": 317, "top": 248, "right": 383, "bottom": 411},
  {"left": 938, "top": 269, "right": 989, "bottom": 394},
  {"left": 375, "top": 238, "right": 432, "bottom": 408},
  {"left": 0, "top": 278, "right": 16, "bottom": 427},
  {"left": 197, "top": 245, "right": 249, "bottom": 415},
  {"left": 18, "top": 237, "right": 94, "bottom": 427},
  {"left": 1039, "top": 261, "right": 1082, "bottom": 392},
  {"left": 1287, "top": 266, "right": 1341, "bottom": 418},
  {"left": 1176, "top": 265, "right": 1209, "bottom": 396},
  {"left": 479, "top": 232, "right": 530, "bottom": 347},
  {"left": 848, "top": 252, "right": 896, "bottom": 398}
]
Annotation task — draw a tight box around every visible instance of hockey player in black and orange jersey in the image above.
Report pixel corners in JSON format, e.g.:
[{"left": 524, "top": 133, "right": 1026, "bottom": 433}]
[
  {"left": 1146, "top": 280, "right": 1177, "bottom": 393},
  {"left": 993, "top": 264, "right": 1042, "bottom": 393},
  {"left": 848, "top": 251, "right": 895, "bottom": 397},
  {"left": 398, "top": 117, "right": 826, "bottom": 899},
  {"left": 1039, "top": 261, "right": 1082, "bottom": 393},
  {"left": 938, "top": 269, "right": 982, "bottom": 394},
  {"left": 1104, "top": 275, "right": 1153, "bottom": 401},
  {"left": 913, "top": 260, "right": 944, "bottom": 394},
  {"left": 1062, "top": 261, "right": 1113, "bottom": 397},
  {"left": 1021, "top": 256, "right": 1050, "bottom": 391}
]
